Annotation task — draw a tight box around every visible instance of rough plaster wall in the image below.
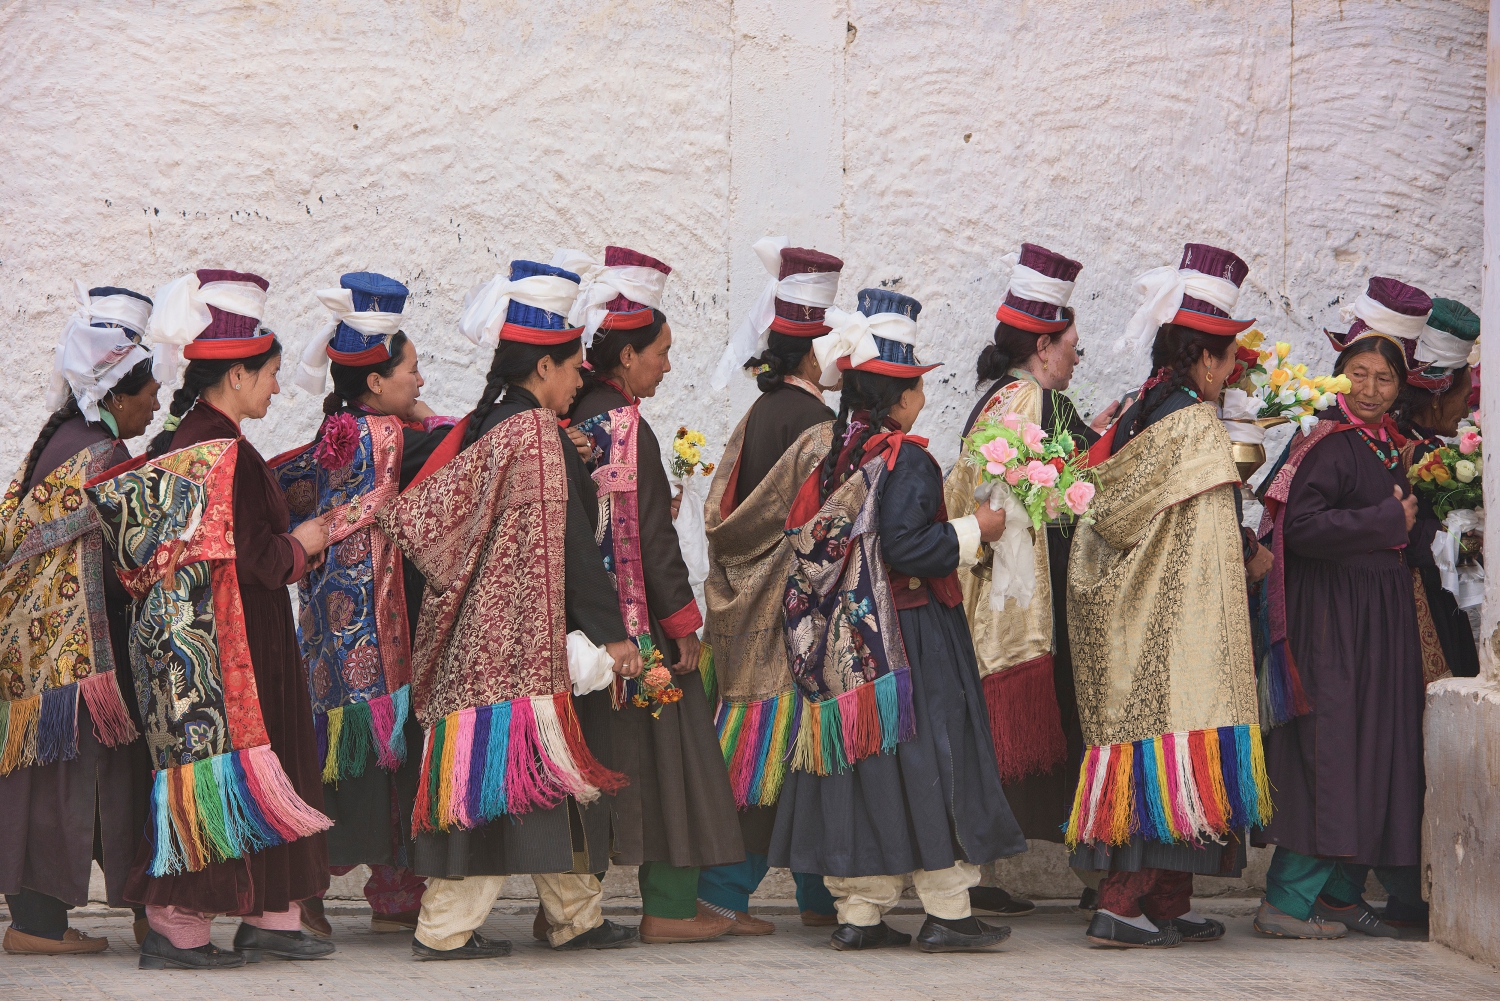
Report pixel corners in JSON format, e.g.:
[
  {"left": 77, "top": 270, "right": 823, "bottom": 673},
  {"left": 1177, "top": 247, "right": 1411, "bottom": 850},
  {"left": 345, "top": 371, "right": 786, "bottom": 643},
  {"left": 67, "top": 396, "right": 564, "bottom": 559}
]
[
  {"left": 841, "top": 0, "right": 1486, "bottom": 463},
  {"left": 0, "top": 0, "right": 732, "bottom": 470}
]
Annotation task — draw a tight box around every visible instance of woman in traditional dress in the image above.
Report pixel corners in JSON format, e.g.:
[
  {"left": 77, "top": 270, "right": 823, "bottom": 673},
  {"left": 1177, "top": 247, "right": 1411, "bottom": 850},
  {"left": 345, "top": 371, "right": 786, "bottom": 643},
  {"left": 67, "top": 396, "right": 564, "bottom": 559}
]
[
  {"left": 1253, "top": 278, "right": 1432, "bottom": 939},
  {"left": 698, "top": 244, "right": 844, "bottom": 933},
  {"left": 1, "top": 284, "right": 160, "bottom": 955},
  {"left": 769, "top": 286, "right": 1022, "bottom": 954},
  {"left": 568, "top": 246, "right": 745, "bottom": 944},
  {"left": 96, "top": 269, "right": 335, "bottom": 970},
  {"left": 945, "top": 244, "right": 1116, "bottom": 918},
  {"left": 1067, "top": 244, "right": 1271, "bottom": 948},
  {"left": 273, "top": 273, "right": 457, "bottom": 939},
  {"left": 378, "top": 259, "right": 641, "bottom": 959}
]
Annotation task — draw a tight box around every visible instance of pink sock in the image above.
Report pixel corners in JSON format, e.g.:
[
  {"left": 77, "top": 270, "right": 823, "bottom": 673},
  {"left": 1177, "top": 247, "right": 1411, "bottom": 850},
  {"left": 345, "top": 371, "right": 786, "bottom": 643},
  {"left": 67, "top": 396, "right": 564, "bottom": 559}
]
[
  {"left": 243, "top": 906, "right": 304, "bottom": 932},
  {"left": 146, "top": 905, "right": 212, "bottom": 949}
]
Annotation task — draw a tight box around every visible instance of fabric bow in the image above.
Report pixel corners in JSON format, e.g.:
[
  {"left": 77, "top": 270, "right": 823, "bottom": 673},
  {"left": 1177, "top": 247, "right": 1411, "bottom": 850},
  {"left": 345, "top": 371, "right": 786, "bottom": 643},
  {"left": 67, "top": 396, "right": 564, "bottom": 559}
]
[
  {"left": 711, "top": 236, "right": 841, "bottom": 389},
  {"left": 457, "top": 273, "right": 581, "bottom": 348},
  {"left": 549, "top": 249, "right": 668, "bottom": 349},
  {"left": 810, "top": 307, "right": 918, "bottom": 387},
  {"left": 149, "top": 273, "right": 268, "bottom": 385},
  {"left": 1000, "top": 252, "right": 1075, "bottom": 307},
  {"left": 47, "top": 279, "right": 154, "bottom": 420},
  {"left": 292, "top": 287, "right": 409, "bottom": 394},
  {"left": 1114, "top": 266, "right": 1241, "bottom": 356}
]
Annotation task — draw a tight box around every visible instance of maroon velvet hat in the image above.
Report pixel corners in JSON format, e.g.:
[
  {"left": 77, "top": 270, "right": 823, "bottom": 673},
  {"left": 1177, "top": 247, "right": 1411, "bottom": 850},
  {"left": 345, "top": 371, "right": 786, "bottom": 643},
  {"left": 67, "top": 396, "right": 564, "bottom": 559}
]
[
  {"left": 183, "top": 269, "right": 273, "bottom": 359},
  {"left": 1324, "top": 276, "right": 1435, "bottom": 384},
  {"left": 598, "top": 245, "right": 671, "bottom": 331},
  {"left": 772, "top": 247, "right": 844, "bottom": 337},
  {"left": 1172, "top": 244, "right": 1254, "bottom": 337},
  {"left": 996, "top": 243, "right": 1082, "bottom": 334}
]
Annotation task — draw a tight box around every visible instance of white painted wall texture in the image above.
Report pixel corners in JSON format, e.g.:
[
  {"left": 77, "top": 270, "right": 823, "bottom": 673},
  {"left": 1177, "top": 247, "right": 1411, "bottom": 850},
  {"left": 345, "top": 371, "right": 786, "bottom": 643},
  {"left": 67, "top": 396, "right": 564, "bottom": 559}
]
[{"left": 0, "top": 0, "right": 1486, "bottom": 473}]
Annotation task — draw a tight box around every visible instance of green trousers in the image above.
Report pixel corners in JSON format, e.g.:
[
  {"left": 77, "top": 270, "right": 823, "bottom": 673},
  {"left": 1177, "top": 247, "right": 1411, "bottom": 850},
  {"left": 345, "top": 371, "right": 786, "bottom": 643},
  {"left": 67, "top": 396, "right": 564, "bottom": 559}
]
[
  {"left": 639, "top": 861, "right": 701, "bottom": 920},
  {"left": 1265, "top": 846, "right": 1423, "bottom": 921}
]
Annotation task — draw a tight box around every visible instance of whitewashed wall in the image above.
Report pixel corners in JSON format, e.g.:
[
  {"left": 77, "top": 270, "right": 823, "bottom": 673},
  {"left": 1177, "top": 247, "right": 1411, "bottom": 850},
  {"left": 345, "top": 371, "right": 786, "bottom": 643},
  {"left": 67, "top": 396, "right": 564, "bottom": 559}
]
[{"left": 0, "top": 0, "right": 1486, "bottom": 473}]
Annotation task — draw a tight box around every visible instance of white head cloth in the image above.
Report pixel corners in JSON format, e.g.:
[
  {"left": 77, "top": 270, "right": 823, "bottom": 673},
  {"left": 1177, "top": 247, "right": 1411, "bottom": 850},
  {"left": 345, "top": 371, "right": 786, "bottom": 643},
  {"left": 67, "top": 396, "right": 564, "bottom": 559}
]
[
  {"left": 1113, "top": 266, "right": 1242, "bottom": 355},
  {"left": 1415, "top": 325, "right": 1474, "bottom": 370},
  {"left": 711, "top": 236, "right": 842, "bottom": 390},
  {"left": 457, "top": 273, "right": 582, "bottom": 349},
  {"left": 46, "top": 280, "right": 154, "bottom": 421},
  {"left": 548, "top": 249, "right": 669, "bottom": 350},
  {"left": 292, "top": 288, "right": 410, "bottom": 395},
  {"left": 149, "top": 273, "right": 269, "bottom": 385},
  {"left": 809, "top": 306, "right": 919, "bottom": 388},
  {"left": 1000, "top": 252, "right": 1075, "bottom": 308},
  {"left": 1337, "top": 293, "right": 1430, "bottom": 344}
]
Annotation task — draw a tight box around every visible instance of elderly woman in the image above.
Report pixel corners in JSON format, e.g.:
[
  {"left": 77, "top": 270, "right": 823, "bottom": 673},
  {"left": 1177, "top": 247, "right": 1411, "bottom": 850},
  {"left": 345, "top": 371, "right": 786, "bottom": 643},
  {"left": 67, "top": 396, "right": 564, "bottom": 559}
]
[{"left": 1254, "top": 278, "right": 1433, "bottom": 939}]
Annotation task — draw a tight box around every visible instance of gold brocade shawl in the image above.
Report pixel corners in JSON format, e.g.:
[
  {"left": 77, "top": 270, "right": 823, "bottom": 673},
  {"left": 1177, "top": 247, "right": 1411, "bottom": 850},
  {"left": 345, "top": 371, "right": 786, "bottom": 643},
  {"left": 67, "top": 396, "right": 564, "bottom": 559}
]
[
  {"left": 943, "top": 378, "right": 1052, "bottom": 679},
  {"left": 704, "top": 420, "right": 834, "bottom": 703},
  {"left": 1066, "top": 405, "right": 1257, "bottom": 747}
]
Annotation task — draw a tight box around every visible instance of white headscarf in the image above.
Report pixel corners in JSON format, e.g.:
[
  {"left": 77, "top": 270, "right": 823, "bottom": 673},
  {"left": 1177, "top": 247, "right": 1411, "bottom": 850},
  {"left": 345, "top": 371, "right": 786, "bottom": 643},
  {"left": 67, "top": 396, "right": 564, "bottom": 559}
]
[
  {"left": 712, "top": 236, "right": 841, "bottom": 389},
  {"left": 149, "top": 273, "right": 269, "bottom": 384},
  {"left": 456, "top": 273, "right": 582, "bottom": 348},
  {"left": 292, "top": 288, "right": 410, "bottom": 394},
  {"left": 1114, "top": 266, "right": 1242, "bottom": 355},
  {"left": 999, "top": 252, "right": 1075, "bottom": 309},
  {"left": 46, "top": 280, "right": 154, "bottom": 421},
  {"left": 1338, "top": 292, "right": 1430, "bottom": 342},
  {"left": 548, "top": 249, "right": 669, "bottom": 349},
  {"left": 809, "top": 306, "right": 919, "bottom": 387}
]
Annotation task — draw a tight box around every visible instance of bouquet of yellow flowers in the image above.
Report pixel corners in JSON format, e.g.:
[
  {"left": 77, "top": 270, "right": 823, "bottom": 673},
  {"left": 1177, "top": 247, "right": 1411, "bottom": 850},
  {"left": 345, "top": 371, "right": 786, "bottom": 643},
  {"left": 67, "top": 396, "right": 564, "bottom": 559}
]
[
  {"left": 671, "top": 427, "right": 715, "bottom": 479},
  {"left": 1233, "top": 329, "right": 1351, "bottom": 434}
]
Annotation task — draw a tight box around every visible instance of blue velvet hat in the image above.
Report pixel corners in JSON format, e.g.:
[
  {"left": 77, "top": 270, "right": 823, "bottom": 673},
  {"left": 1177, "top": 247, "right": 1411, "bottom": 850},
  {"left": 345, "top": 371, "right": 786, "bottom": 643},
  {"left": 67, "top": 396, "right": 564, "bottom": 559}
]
[
  {"left": 838, "top": 288, "right": 939, "bottom": 378},
  {"left": 498, "top": 260, "right": 584, "bottom": 345},
  {"left": 327, "top": 271, "right": 409, "bottom": 365}
]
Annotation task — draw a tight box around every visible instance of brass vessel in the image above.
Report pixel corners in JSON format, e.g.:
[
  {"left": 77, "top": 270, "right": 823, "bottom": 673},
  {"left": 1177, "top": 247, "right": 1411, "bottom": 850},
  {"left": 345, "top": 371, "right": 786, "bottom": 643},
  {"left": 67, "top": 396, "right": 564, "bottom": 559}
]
[{"left": 1224, "top": 416, "right": 1292, "bottom": 483}]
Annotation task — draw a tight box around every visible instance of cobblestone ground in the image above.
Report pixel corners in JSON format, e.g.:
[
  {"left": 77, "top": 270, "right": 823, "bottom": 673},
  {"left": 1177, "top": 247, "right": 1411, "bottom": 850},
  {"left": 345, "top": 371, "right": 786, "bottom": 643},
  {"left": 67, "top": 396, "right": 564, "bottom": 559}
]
[{"left": 2, "top": 905, "right": 1497, "bottom": 1001}]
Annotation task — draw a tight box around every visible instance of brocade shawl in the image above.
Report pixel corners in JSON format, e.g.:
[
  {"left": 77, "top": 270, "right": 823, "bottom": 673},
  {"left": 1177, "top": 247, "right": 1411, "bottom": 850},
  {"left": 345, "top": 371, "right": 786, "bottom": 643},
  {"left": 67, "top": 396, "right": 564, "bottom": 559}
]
[
  {"left": 943, "top": 378, "right": 1065, "bottom": 784},
  {"left": 0, "top": 441, "right": 138, "bottom": 775},
  {"left": 272, "top": 415, "right": 412, "bottom": 782},
  {"left": 376, "top": 409, "right": 623, "bottom": 834},
  {"left": 1064, "top": 405, "right": 1270, "bottom": 848},
  {"left": 703, "top": 418, "right": 832, "bottom": 807},
  {"left": 87, "top": 440, "right": 331, "bottom": 876}
]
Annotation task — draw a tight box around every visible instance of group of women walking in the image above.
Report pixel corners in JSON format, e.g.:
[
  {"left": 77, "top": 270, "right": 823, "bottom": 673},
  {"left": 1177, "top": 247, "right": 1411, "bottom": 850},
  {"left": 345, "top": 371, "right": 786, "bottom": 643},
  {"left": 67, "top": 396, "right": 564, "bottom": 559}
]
[{"left": 0, "top": 237, "right": 1474, "bottom": 968}]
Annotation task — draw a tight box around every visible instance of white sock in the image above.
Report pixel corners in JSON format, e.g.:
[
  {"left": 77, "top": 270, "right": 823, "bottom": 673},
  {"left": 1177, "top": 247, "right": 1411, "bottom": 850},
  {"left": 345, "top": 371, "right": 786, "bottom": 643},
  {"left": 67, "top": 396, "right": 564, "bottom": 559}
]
[
  {"left": 1178, "top": 909, "right": 1205, "bottom": 924},
  {"left": 1100, "top": 909, "right": 1158, "bottom": 933}
]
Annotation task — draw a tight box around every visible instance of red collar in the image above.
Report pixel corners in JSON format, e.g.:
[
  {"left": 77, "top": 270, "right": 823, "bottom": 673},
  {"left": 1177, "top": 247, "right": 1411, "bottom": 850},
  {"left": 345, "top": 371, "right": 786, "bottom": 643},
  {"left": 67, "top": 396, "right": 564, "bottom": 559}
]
[
  {"left": 863, "top": 429, "right": 929, "bottom": 470},
  {"left": 599, "top": 376, "right": 637, "bottom": 407}
]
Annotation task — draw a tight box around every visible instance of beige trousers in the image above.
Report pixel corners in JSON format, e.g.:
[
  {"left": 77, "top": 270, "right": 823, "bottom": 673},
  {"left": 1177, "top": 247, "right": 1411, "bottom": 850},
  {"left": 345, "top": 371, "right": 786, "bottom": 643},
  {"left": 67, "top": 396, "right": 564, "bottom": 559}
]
[
  {"left": 824, "top": 861, "right": 981, "bottom": 926},
  {"left": 414, "top": 873, "right": 603, "bottom": 950}
]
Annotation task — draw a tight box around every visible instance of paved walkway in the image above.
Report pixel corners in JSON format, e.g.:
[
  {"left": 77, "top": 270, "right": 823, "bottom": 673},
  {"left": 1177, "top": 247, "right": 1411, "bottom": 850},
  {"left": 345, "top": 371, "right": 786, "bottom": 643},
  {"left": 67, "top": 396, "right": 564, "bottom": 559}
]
[{"left": 3, "top": 904, "right": 1496, "bottom": 1001}]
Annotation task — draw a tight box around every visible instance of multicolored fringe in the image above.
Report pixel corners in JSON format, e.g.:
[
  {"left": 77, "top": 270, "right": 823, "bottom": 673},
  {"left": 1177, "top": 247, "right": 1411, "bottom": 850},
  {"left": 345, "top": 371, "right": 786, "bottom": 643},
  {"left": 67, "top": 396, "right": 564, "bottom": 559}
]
[
  {"left": 411, "top": 692, "right": 627, "bottom": 835},
  {"left": 315, "top": 685, "right": 412, "bottom": 784},
  {"left": 0, "top": 672, "right": 139, "bottom": 776},
  {"left": 715, "top": 690, "right": 797, "bottom": 808},
  {"left": 1064, "top": 724, "right": 1273, "bottom": 849},
  {"left": 698, "top": 643, "right": 717, "bottom": 703},
  {"left": 786, "top": 668, "right": 915, "bottom": 777},
  {"left": 982, "top": 656, "right": 1067, "bottom": 785},
  {"left": 1250, "top": 581, "right": 1311, "bottom": 728},
  {"left": 146, "top": 744, "right": 334, "bottom": 876}
]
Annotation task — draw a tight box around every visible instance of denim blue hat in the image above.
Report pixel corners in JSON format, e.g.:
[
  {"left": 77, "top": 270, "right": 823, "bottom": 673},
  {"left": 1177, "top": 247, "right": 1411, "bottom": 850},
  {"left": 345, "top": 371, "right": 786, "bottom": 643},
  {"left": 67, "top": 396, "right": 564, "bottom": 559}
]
[
  {"left": 508, "top": 260, "right": 580, "bottom": 330},
  {"left": 328, "top": 272, "right": 409, "bottom": 364},
  {"left": 836, "top": 288, "right": 940, "bottom": 378}
]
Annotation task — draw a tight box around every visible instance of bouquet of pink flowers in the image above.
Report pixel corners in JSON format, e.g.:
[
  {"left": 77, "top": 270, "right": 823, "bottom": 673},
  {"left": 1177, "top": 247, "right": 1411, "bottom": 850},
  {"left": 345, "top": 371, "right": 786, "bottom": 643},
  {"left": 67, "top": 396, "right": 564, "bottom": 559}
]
[{"left": 966, "top": 411, "right": 1096, "bottom": 530}]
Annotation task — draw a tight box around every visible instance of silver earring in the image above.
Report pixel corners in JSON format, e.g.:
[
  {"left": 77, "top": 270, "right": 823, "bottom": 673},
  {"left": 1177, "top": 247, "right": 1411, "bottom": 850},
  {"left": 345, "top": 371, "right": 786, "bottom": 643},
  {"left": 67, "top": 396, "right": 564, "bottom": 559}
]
[{"left": 234, "top": 382, "right": 241, "bottom": 390}]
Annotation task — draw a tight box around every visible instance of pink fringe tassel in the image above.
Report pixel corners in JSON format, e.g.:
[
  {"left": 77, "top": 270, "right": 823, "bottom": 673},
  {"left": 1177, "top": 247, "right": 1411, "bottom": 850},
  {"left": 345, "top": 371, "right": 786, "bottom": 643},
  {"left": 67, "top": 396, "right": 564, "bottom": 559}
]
[
  {"left": 243, "top": 744, "right": 333, "bottom": 839},
  {"left": 368, "top": 693, "right": 397, "bottom": 770},
  {"left": 78, "top": 671, "right": 138, "bottom": 747},
  {"left": 448, "top": 709, "right": 476, "bottom": 829},
  {"left": 503, "top": 699, "right": 556, "bottom": 814}
]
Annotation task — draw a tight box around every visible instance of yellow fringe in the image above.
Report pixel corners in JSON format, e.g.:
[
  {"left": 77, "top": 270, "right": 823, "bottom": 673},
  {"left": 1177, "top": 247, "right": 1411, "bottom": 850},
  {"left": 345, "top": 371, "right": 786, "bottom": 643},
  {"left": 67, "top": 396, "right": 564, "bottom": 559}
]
[
  {"left": 1249, "top": 724, "right": 1274, "bottom": 824},
  {"left": 0, "top": 696, "right": 40, "bottom": 774},
  {"left": 322, "top": 706, "right": 345, "bottom": 784},
  {"left": 436, "top": 719, "right": 458, "bottom": 826},
  {"left": 1106, "top": 743, "right": 1135, "bottom": 845},
  {"left": 1150, "top": 737, "right": 1177, "bottom": 841},
  {"left": 759, "top": 696, "right": 795, "bottom": 804}
]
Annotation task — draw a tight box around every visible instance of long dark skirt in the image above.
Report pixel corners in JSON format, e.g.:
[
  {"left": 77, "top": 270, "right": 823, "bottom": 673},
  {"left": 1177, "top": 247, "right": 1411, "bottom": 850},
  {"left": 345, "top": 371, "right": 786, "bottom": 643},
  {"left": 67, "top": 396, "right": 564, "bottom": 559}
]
[
  {"left": 1070, "top": 834, "right": 1247, "bottom": 877},
  {"left": 323, "top": 718, "right": 422, "bottom": 868},
  {"left": 769, "top": 600, "right": 1027, "bottom": 877},
  {"left": 1257, "top": 551, "right": 1425, "bottom": 866}
]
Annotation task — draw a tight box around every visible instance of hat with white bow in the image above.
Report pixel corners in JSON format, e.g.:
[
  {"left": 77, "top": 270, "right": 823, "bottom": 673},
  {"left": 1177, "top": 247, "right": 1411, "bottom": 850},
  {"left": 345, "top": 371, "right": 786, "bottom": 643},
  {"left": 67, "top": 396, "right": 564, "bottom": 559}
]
[
  {"left": 1326, "top": 277, "right": 1475, "bottom": 393},
  {"left": 1114, "top": 244, "right": 1255, "bottom": 355},
  {"left": 712, "top": 237, "right": 844, "bottom": 389},
  {"left": 45, "top": 282, "right": 156, "bottom": 421},
  {"left": 548, "top": 246, "right": 671, "bottom": 348},
  {"left": 292, "top": 272, "right": 410, "bottom": 394},
  {"left": 810, "top": 287, "right": 940, "bottom": 388},
  {"left": 149, "top": 268, "right": 272, "bottom": 385},
  {"left": 996, "top": 243, "right": 1082, "bottom": 334},
  {"left": 457, "top": 260, "right": 584, "bottom": 350}
]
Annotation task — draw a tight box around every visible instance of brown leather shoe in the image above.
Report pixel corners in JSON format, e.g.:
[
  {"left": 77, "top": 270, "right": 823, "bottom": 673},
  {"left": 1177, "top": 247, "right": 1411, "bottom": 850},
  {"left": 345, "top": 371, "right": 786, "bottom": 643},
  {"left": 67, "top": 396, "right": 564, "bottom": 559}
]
[
  {"left": 638, "top": 904, "right": 735, "bottom": 944},
  {"left": 4, "top": 926, "right": 109, "bottom": 955},
  {"left": 801, "top": 910, "right": 838, "bottom": 927},
  {"left": 532, "top": 904, "right": 550, "bottom": 942},
  {"left": 369, "top": 909, "right": 421, "bottom": 933},
  {"left": 299, "top": 898, "right": 332, "bottom": 939},
  {"left": 698, "top": 901, "right": 775, "bottom": 936},
  {"left": 133, "top": 917, "right": 150, "bottom": 947}
]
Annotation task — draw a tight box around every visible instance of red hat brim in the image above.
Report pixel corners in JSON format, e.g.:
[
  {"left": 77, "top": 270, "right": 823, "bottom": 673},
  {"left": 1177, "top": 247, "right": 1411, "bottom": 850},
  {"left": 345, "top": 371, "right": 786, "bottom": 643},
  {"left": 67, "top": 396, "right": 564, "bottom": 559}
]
[
  {"left": 1172, "top": 308, "right": 1254, "bottom": 337},
  {"left": 836, "top": 357, "right": 942, "bottom": 378},
  {"left": 499, "top": 322, "right": 584, "bottom": 346},
  {"left": 183, "top": 332, "right": 276, "bottom": 360},
  {"left": 995, "top": 303, "right": 1071, "bottom": 335}
]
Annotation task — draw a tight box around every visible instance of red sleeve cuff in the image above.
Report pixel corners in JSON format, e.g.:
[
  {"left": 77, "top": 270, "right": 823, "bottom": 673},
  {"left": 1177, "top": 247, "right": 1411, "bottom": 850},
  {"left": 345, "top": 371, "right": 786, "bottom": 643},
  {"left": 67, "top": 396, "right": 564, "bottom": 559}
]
[
  {"left": 286, "top": 535, "right": 308, "bottom": 583},
  {"left": 660, "top": 600, "right": 703, "bottom": 639}
]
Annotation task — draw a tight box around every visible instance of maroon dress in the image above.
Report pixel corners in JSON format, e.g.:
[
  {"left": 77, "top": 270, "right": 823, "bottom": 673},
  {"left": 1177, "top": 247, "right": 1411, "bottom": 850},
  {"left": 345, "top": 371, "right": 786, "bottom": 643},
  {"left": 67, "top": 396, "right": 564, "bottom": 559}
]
[
  {"left": 124, "top": 402, "right": 329, "bottom": 914},
  {"left": 1256, "top": 427, "right": 1426, "bottom": 866}
]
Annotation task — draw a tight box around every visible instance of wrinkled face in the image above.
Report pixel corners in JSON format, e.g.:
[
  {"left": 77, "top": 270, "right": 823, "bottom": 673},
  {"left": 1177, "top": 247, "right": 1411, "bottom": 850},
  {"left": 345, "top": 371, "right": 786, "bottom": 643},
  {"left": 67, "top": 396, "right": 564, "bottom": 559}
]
[
  {"left": 532, "top": 346, "right": 586, "bottom": 415},
  {"left": 1343, "top": 350, "right": 1400, "bottom": 423},
  {"left": 620, "top": 322, "right": 673, "bottom": 399},
  {"left": 236, "top": 353, "right": 282, "bottom": 421},
  {"left": 367, "top": 339, "right": 424, "bottom": 421},
  {"left": 109, "top": 378, "right": 161, "bottom": 439}
]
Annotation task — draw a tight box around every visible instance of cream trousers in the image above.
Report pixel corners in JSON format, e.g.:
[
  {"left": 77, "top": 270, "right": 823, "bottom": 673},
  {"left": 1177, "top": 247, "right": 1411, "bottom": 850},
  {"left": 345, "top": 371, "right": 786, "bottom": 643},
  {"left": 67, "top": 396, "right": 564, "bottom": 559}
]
[
  {"left": 823, "top": 861, "right": 981, "bottom": 926},
  {"left": 414, "top": 873, "right": 603, "bottom": 951}
]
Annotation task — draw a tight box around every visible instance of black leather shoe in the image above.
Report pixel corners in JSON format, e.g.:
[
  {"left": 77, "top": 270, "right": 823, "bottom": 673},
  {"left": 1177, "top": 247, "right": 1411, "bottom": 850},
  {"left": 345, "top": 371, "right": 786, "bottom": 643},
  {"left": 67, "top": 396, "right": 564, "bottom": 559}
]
[
  {"left": 916, "top": 916, "right": 1011, "bottom": 953},
  {"left": 412, "top": 931, "right": 513, "bottom": 961},
  {"left": 232, "top": 924, "right": 337, "bottom": 962},
  {"left": 968, "top": 886, "right": 1036, "bottom": 916},
  {"left": 138, "top": 930, "right": 246, "bottom": 970},
  {"left": 829, "top": 921, "right": 913, "bottom": 951},
  {"left": 1078, "top": 887, "right": 1099, "bottom": 912},
  {"left": 1166, "top": 915, "right": 1226, "bottom": 942},
  {"left": 1085, "top": 911, "right": 1183, "bottom": 948},
  {"left": 553, "top": 919, "right": 639, "bottom": 951}
]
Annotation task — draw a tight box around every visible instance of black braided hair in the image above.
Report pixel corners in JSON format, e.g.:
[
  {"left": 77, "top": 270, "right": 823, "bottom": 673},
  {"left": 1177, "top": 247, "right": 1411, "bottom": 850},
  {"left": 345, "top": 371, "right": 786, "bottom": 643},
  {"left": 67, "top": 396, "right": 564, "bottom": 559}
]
[
  {"left": 575, "top": 309, "right": 668, "bottom": 409},
  {"left": 462, "top": 336, "right": 583, "bottom": 449},
  {"left": 147, "top": 335, "right": 282, "bottom": 457},
  {"left": 975, "top": 307, "right": 1075, "bottom": 387},
  {"left": 21, "top": 356, "right": 156, "bottom": 488},
  {"left": 818, "top": 368, "right": 919, "bottom": 502},
  {"left": 322, "top": 331, "right": 411, "bottom": 417},
  {"left": 1122, "top": 322, "right": 1235, "bottom": 443},
  {"left": 744, "top": 331, "right": 815, "bottom": 392}
]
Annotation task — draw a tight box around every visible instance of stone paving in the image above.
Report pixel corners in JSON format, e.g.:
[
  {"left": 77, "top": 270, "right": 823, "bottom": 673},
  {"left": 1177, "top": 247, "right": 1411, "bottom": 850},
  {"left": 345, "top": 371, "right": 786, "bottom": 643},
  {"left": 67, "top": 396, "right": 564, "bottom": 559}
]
[{"left": 2, "top": 902, "right": 1497, "bottom": 1001}]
